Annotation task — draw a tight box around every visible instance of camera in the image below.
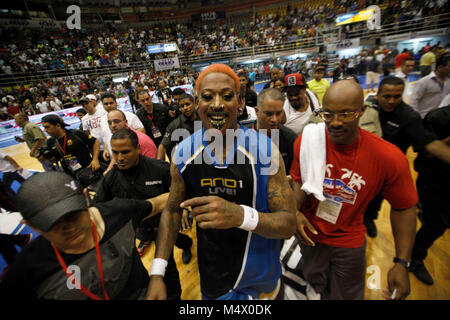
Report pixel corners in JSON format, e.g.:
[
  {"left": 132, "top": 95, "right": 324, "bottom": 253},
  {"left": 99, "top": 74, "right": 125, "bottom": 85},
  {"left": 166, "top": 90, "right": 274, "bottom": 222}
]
[
  {"left": 36, "top": 145, "right": 60, "bottom": 161},
  {"left": 168, "top": 103, "right": 181, "bottom": 118}
]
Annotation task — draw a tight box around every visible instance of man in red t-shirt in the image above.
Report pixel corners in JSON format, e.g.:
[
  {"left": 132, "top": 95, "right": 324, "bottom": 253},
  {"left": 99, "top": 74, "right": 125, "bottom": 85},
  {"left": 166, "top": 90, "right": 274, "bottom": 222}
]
[{"left": 290, "top": 80, "right": 418, "bottom": 300}]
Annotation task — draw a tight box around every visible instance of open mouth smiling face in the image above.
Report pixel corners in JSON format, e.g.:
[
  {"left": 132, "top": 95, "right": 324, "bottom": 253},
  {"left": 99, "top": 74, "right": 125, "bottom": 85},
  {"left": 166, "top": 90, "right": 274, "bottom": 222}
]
[{"left": 196, "top": 72, "right": 240, "bottom": 135}]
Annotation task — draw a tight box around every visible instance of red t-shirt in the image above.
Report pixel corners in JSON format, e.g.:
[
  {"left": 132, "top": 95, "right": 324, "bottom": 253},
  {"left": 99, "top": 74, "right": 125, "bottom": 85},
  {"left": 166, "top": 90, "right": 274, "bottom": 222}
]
[
  {"left": 133, "top": 128, "right": 157, "bottom": 159},
  {"left": 7, "top": 105, "right": 20, "bottom": 116},
  {"left": 290, "top": 128, "right": 418, "bottom": 248}
]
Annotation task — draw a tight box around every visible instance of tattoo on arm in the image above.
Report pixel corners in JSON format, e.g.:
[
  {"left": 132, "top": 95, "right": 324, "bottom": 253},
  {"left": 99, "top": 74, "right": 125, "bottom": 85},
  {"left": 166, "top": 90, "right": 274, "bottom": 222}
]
[{"left": 255, "top": 146, "right": 296, "bottom": 238}]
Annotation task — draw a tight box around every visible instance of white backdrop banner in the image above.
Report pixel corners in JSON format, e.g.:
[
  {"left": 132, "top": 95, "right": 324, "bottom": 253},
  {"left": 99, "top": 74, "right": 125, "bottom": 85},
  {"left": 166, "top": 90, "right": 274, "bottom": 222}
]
[
  {"left": 154, "top": 57, "right": 180, "bottom": 71},
  {"left": 327, "top": 38, "right": 361, "bottom": 52}
]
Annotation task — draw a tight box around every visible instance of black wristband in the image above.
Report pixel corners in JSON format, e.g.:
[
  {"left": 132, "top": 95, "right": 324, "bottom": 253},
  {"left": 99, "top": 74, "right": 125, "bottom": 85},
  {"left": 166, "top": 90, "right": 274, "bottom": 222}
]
[{"left": 393, "top": 257, "right": 410, "bottom": 268}]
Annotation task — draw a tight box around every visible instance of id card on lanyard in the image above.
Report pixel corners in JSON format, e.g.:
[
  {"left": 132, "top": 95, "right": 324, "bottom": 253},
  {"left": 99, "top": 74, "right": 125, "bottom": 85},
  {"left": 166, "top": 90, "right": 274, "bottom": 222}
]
[
  {"left": 146, "top": 114, "right": 162, "bottom": 138},
  {"left": 57, "top": 135, "right": 82, "bottom": 172},
  {"left": 316, "top": 198, "right": 342, "bottom": 224}
]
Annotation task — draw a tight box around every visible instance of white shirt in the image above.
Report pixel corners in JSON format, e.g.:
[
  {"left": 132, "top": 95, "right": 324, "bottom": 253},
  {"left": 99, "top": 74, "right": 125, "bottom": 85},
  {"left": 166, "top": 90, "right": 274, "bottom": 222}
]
[
  {"left": 283, "top": 89, "right": 321, "bottom": 135},
  {"left": 438, "top": 93, "right": 450, "bottom": 108},
  {"left": 0, "top": 151, "right": 16, "bottom": 172},
  {"left": 395, "top": 69, "right": 412, "bottom": 104},
  {"left": 410, "top": 71, "right": 450, "bottom": 118},
  {"left": 284, "top": 100, "right": 312, "bottom": 136},
  {"left": 36, "top": 101, "right": 50, "bottom": 113},
  {"left": 49, "top": 100, "right": 61, "bottom": 111},
  {"left": 82, "top": 108, "right": 107, "bottom": 141}
]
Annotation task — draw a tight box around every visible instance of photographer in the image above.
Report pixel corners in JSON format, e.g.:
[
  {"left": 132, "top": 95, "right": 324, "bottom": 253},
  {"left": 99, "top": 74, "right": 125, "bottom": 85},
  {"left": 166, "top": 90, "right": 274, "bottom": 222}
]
[
  {"left": 168, "top": 87, "right": 185, "bottom": 120},
  {"left": 41, "top": 114, "right": 102, "bottom": 188}
]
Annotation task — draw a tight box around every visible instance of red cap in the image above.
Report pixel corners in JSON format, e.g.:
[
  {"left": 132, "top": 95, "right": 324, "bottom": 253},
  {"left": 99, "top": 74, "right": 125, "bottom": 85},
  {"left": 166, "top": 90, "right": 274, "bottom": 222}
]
[{"left": 284, "top": 73, "right": 306, "bottom": 87}]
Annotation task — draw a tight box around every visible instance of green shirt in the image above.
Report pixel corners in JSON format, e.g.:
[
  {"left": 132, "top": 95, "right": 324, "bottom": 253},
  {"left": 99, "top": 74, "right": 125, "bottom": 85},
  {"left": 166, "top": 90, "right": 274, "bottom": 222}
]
[
  {"left": 23, "top": 121, "right": 47, "bottom": 150},
  {"left": 307, "top": 79, "right": 330, "bottom": 104}
]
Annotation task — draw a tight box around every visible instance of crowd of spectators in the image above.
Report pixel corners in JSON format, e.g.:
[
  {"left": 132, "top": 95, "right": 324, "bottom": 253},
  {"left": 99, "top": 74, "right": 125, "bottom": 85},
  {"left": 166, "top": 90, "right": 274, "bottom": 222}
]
[
  {"left": 0, "top": 69, "right": 196, "bottom": 120},
  {"left": 0, "top": 0, "right": 448, "bottom": 120},
  {"left": 1, "top": 0, "right": 447, "bottom": 76},
  {"left": 1, "top": 37, "right": 448, "bottom": 121}
]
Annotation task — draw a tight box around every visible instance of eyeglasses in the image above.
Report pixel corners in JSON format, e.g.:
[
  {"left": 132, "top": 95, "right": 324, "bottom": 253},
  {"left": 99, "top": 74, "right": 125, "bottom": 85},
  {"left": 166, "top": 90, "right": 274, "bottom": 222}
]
[
  {"left": 318, "top": 110, "right": 360, "bottom": 122},
  {"left": 107, "top": 119, "right": 124, "bottom": 125}
]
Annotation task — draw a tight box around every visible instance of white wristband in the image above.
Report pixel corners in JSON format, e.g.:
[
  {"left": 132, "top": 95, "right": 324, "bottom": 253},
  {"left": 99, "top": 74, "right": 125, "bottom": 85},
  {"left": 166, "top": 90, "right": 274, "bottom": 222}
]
[
  {"left": 149, "top": 258, "right": 168, "bottom": 277},
  {"left": 239, "top": 205, "right": 259, "bottom": 231}
]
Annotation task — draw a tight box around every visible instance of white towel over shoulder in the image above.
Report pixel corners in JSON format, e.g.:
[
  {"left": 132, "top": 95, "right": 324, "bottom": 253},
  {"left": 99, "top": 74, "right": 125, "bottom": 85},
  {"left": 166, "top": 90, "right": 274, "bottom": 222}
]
[{"left": 300, "top": 122, "right": 326, "bottom": 201}]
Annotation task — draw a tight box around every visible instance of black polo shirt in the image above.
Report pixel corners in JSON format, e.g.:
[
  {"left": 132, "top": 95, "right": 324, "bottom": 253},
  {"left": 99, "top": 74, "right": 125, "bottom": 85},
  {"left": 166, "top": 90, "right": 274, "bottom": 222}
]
[
  {"left": 161, "top": 113, "right": 199, "bottom": 159},
  {"left": 377, "top": 101, "right": 436, "bottom": 154},
  {"left": 242, "top": 120, "right": 298, "bottom": 172},
  {"left": 136, "top": 103, "right": 171, "bottom": 147}
]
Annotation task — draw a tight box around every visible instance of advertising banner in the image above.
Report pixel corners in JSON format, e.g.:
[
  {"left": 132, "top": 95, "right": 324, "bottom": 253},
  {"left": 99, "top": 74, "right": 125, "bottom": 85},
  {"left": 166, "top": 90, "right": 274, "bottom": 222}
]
[{"left": 154, "top": 56, "right": 180, "bottom": 71}]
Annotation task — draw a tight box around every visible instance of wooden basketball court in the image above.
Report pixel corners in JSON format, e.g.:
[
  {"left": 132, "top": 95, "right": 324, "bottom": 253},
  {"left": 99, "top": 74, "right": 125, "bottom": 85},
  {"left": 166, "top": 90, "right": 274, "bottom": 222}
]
[{"left": 2, "top": 140, "right": 448, "bottom": 300}]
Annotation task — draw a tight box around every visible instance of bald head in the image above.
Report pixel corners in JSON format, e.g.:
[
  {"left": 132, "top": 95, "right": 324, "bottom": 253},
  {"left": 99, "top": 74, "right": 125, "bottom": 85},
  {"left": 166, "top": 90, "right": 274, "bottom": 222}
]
[
  {"left": 322, "top": 80, "right": 365, "bottom": 145},
  {"left": 107, "top": 109, "right": 128, "bottom": 133},
  {"left": 323, "top": 80, "right": 364, "bottom": 111},
  {"left": 14, "top": 113, "right": 28, "bottom": 127}
]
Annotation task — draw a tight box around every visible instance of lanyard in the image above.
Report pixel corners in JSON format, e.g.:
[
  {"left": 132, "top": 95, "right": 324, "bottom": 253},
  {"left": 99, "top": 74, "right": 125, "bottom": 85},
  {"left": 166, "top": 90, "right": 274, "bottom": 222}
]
[
  {"left": 56, "top": 135, "right": 67, "bottom": 155},
  {"left": 146, "top": 113, "right": 154, "bottom": 125},
  {"left": 51, "top": 221, "right": 110, "bottom": 300}
]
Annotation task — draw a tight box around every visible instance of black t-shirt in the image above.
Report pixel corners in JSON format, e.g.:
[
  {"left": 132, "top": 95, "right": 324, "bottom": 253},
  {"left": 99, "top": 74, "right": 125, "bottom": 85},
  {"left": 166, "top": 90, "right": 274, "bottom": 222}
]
[
  {"left": 136, "top": 103, "right": 171, "bottom": 147},
  {"left": 94, "top": 155, "right": 171, "bottom": 229},
  {"left": 48, "top": 129, "right": 96, "bottom": 171},
  {"left": 377, "top": 101, "right": 436, "bottom": 154},
  {"left": 161, "top": 114, "right": 198, "bottom": 159},
  {"left": 245, "top": 89, "right": 258, "bottom": 108},
  {"left": 414, "top": 105, "right": 450, "bottom": 183},
  {"left": 0, "top": 198, "right": 152, "bottom": 300},
  {"left": 242, "top": 121, "right": 298, "bottom": 172},
  {"left": 368, "top": 59, "right": 381, "bottom": 73},
  {"left": 94, "top": 155, "right": 171, "bottom": 203},
  {"left": 62, "top": 99, "right": 74, "bottom": 109}
]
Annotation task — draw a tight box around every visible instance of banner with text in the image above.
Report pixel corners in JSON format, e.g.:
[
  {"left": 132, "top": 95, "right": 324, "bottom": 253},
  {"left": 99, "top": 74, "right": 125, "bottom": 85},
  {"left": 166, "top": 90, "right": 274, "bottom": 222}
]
[{"left": 154, "top": 57, "right": 180, "bottom": 71}]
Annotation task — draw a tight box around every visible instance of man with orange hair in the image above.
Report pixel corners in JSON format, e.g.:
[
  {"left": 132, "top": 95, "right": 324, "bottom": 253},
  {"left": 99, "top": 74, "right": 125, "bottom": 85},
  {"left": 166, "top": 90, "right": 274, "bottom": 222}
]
[{"left": 146, "top": 64, "right": 296, "bottom": 300}]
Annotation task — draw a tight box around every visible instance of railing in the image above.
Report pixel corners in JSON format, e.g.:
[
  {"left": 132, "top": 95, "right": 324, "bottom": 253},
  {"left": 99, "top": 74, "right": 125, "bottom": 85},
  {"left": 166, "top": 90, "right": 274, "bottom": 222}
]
[{"left": 1, "top": 13, "right": 448, "bottom": 88}]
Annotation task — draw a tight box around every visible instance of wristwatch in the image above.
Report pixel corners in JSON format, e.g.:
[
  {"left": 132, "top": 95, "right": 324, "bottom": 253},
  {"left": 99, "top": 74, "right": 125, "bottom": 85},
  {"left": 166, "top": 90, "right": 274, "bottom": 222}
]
[{"left": 393, "top": 257, "right": 411, "bottom": 268}]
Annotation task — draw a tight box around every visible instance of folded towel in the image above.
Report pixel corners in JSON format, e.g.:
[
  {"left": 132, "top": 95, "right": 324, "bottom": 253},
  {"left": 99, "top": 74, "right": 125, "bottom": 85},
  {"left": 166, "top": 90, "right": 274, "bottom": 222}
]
[{"left": 300, "top": 122, "right": 326, "bottom": 201}]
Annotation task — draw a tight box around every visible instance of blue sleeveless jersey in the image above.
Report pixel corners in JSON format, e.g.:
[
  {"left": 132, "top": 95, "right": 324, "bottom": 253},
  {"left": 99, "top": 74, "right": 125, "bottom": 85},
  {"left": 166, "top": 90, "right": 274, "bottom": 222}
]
[{"left": 175, "top": 125, "right": 282, "bottom": 300}]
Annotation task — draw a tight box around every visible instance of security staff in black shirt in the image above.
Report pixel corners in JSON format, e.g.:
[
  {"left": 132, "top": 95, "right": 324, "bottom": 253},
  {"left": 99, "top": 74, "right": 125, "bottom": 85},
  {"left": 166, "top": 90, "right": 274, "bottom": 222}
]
[
  {"left": 94, "top": 128, "right": 191, "bottom": 300},
  {"left": 363, "top": 76, "right": 450, "bottom": 237},
  {"left": 242, "top": 88, "right": 297, "bottom": 172},
  {"left": 411, "top": 105, "right": 450, "bottom": 285},
  {"left": 135, "top": 89, "right": 172, "bottom": 147},
  {"left": 157, "top": 93, "right": 199, "bottom": 161}
]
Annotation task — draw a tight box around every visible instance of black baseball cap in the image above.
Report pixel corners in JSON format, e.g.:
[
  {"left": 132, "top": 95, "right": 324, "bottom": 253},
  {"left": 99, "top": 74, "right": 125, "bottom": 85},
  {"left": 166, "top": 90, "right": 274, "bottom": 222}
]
[{"left": 16, "top": 172, "right": 87, "bottom": 232}]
